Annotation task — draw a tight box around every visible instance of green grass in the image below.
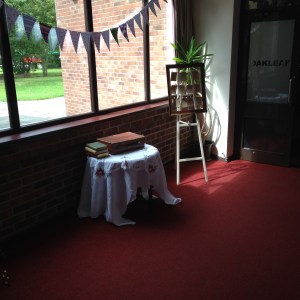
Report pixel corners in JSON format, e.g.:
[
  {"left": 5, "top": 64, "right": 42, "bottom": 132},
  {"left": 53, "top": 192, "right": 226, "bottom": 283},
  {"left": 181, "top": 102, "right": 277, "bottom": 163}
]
[{"left": 0, "top": 68, "right": 64, "bottom": 101}]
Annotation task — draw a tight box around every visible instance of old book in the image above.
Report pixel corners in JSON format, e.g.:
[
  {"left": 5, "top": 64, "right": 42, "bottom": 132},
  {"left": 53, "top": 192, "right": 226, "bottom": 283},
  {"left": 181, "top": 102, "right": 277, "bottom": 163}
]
[
  {"left": 85, "top": 147, "right": 108, "bottom": 155},
  {"left": 86, "top": 141, "right": 108, "bottom": 151},
  {"left": 86, "top": 151, "right": 109, "bottom": 159},
  {"left": 97, "top": 132, "right": 145, "bottom": 154}
]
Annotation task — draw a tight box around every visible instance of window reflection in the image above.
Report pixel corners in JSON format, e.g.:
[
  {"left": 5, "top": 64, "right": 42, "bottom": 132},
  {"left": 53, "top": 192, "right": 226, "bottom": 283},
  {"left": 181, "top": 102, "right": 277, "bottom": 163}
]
[{"left": 0, "top": 40, "right": 10, "bottom": 130}]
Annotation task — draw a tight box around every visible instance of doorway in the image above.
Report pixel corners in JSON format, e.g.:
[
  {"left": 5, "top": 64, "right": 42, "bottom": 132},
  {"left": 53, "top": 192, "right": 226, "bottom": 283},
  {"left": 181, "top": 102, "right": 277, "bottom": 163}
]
[{"left": 236, "top": 1, "right": 300, "bottom": 166}]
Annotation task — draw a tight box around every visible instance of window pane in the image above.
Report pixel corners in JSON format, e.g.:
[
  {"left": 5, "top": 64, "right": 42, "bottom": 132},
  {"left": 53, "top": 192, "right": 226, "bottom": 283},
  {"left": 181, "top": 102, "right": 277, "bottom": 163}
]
[
  {"left": 149, "top": 1, "right": 173, "bottom": 99},
  {"left": 54, "top": 0, "right": 92, "bottom": 116},
  {"left": 0, "top": 40, "right": 10, "bottom": 130},
  {"left": 6, "top": 0, "right": 91, "bottom": 127},
  {"left": 92, "top": 0, "right": 145, "bottom": 109},
  {"left": 246, "top": 20, "right": 294, "bottom": 104},
  {"left": 6, "top": 0, "right": 64, "bottom": 126}
]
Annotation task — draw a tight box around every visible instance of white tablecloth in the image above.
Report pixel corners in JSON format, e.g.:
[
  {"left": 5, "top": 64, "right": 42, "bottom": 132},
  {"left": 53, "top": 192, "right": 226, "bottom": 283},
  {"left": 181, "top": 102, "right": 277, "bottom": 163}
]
[{"left": 77, "top": 144, "right": 181, "bottom": 225}]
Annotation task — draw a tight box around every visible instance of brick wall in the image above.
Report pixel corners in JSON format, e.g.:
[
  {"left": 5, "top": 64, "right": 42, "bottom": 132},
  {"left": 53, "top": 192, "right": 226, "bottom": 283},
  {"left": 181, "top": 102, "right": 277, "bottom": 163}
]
[{"left": 0, "top": 105, "right": 193, "bottom": 242}]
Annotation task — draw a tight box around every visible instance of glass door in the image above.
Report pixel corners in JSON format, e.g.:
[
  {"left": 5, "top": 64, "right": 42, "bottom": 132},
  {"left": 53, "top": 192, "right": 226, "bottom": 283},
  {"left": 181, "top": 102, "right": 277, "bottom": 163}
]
[{"left": 237, "top": 4, "right": 300, "bottom": 166}]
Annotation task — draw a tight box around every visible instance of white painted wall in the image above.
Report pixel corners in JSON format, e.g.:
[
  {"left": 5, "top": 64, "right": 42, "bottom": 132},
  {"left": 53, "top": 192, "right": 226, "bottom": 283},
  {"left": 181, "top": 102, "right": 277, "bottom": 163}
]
[{"left": 193, "top": 0, "right": 236, "bottom": 159}]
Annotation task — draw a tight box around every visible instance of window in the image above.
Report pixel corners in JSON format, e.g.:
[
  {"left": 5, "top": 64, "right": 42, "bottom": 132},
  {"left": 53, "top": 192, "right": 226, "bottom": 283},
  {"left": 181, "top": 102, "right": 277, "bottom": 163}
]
[
  {"left": 92, "top": 0, "right": 145, "bottom": 109},
  {"left": 0, "top": 39, "right": 10, "bottom": 130},
  {"left": 0, "top": 0, "right": 173, "bottom": 134}
]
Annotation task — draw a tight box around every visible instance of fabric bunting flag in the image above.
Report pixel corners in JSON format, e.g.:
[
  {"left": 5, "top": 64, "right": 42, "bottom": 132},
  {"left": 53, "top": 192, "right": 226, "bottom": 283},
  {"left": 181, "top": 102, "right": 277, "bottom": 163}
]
[
  {"left": 110, "top": 27, "right": 119, "bottom": 46},
  {"left": 92, "top": 32, "right": 101, "bottom": 52},
  {"left": 40, "top": 22, "right": 51, "bottom": 43},
  {"left": 153, "top": 0, "right": 161, "bottom": 10},
  {"left": 70, "top": 30, "right": 81, "bottom": 53},
  {"left": 31, "top": 22, "right": 43, "bottom": 43},
  {"left": 82, "top": 32, "right": 91, "bottom": 54},
  {"left": 23, "top": 14, "right": 36, "bottom": 38},
  {"left": 140, "top": 6, "right": 149, "bottom": 24},
  {"left": 148, "top": 1, "right": 157, "bottom": 17},
  {"left": 119, "top": 23, "right": 129, "bottom": 42},
  {"left": 48, "top": 27, "right": 58, "bottom": 51},
  {"left": 101, "top": 30, "right": 110, "bottom": 51},
  {"left": 134, "top": 13, "right": 143, "bottom": 32},
  {"left": 127, "top": 18, "right": 136, "bottom": 37},
  {"left": 56, "top": 27, "right": 67, "bottom": 50},
  {"left": 5, "top": 5, "right": 20, "bottom": 32},
  {"left": 3, "top": 0, "right": 168, "bottom": 54}
]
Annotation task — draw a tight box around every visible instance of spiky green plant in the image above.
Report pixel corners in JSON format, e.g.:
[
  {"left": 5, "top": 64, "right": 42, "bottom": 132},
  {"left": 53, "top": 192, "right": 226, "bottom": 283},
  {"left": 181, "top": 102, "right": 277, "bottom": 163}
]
[{"left": 171, "top": 37, "right": 213, "bottom": 65}]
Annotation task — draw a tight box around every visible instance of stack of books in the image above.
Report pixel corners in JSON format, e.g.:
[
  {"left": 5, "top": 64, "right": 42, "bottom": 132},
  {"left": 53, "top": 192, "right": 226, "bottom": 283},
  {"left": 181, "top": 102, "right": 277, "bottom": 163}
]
[
  {"left": 97, "top": 132, "right": 145, "bottom": 154},
  {"left": 85, "top": 141, "right": 109, "bottom": 158}
]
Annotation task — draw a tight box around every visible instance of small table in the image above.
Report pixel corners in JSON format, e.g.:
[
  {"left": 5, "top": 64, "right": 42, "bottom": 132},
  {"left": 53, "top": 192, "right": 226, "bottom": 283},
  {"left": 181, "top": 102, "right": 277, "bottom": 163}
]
[{"left": 77, "top": 144, "right": 181, "bottom": 226}]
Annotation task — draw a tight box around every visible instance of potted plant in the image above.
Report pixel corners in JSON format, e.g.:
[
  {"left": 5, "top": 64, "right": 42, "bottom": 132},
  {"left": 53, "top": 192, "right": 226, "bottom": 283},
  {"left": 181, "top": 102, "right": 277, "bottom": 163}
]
[{"left": 171, "top": 37, "right": 214, "bottom": 160}]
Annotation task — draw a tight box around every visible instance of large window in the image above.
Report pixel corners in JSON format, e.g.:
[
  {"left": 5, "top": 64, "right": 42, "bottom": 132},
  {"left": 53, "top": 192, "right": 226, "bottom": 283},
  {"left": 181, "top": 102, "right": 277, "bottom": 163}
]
[
  {"left": 0, "top": 40, "right": 10, "bottom": 130},
  {"left": 0, "top": 0, "right": 173, "bottom": 134},
  {"left": 92, "top": 0, "right": 145, "bottom": 109}
]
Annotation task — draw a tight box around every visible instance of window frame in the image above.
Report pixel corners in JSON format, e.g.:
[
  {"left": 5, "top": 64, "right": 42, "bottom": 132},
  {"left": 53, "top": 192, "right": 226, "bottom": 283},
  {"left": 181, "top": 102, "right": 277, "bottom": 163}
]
[{"left": 0, "top": 0, "right": 169, "bottom": 138}]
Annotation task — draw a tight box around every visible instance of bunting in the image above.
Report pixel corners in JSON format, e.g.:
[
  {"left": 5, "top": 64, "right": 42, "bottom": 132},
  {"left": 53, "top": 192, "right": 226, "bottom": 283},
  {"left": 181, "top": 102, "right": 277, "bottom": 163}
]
[
  {"left": 148, "top": 1, "right": 157, "bottom": 17},
  {"left": 134, "top": 13, "right": 143, "bottom": 32},
  {"left": 101, "top": 30, "right": 110, "bottom": 51},
  {"left": 3, "top": 0, "right": 166, "bottom": 54},
  {"left": 40, "top": 22, "right": 51, "bottom": 43},
  {"left": 23, "top": 14, "right": 36, "bottom": 38},
  {"left": 31, "top": 22, "right": 43, "bottom": 43},
  {"left": 110, "top": 27, "right": 119, "bottom": 46},
  {"left": 92, "top": 32, "right": 101, "bottom": 52},
  {"left": 127, "top": 18, "right": 136, "bottom": 37},
  {"left": 140, "top": 6, "right": 149, "bottom": 24},
  {"left": 153, "top": 0, "right": 161, "bottom": 10},
  {"left": 70, "top": 30, "right": 81, "bottom": 53},
  {"left": 48, "top": 27, "right": 58, "bottom": 51},
  {"left": 119, "top": 23, "right": 129, "bottom": 42},
  {"left": 56, "top": 27, "right": 67, "bottom": 50},
  {"left": 81, "top": 32, "right": 91, "bottom": 54},
  {"left": 5, "top": 5, "right": 20, "bottom": 32}
]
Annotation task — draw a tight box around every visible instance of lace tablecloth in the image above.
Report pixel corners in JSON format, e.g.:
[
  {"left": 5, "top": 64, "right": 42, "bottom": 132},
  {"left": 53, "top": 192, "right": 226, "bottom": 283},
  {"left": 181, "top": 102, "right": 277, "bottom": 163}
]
[{"left": 77, "top": 144, "right": 181, "bottom": 225}]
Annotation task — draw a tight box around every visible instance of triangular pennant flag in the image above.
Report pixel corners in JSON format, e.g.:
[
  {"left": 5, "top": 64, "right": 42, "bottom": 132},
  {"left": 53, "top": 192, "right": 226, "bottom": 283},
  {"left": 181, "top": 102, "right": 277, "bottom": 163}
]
[
  {"left": 153, "top": 0, "right": 161, "bottom": 10},
  {"left": 15, "top": 16, "right": 25, "bottom": 40},
  {"left": 48, "top": 27, "right": 58, "bottom": 51},
  {"left": 82, "top": 32, "right": 91, "bottom": 54},
  {"left": 56, "top": 27, "right": 67, "bottom": 50},
  {"left": 31, "top": 22, "right": 43, "bottom": 43},
  {"left": 39, "top": 22, "right": 51, "bottom": 43},
  {"left": 110, "top": 27, "right": 119, "bottom": 46},
  {"left": 127, "top": 18, "right": 136, "bottom": 37},
  {"left": 101, "top": 30, "right": 110, "bottom": 51},
  {"left": 70, "top": 30, "right": 81, "bottom": 53},
  {"left": 140, "top": 6, "right": 149, "bottom": 24},
  {"left": 134, "top": 13, "right": 143, "bottom": 32},
  {"left": 5, "top": 5, "right": 20, "bottom": 32},
  {"left": 148, "top": 1, "right": 157, "bottom": 17},
  {"left": 0, "top": 1, "right": 4, "bottom": 8},
  {"left": 119, "top": 23, "right": 129, "bottom": 42},
  {"left": 23, "top": 14, "right": 36, "bottom": 38},
  {"left": 91, "top": 32, "right": 101, "bottom": 52}
]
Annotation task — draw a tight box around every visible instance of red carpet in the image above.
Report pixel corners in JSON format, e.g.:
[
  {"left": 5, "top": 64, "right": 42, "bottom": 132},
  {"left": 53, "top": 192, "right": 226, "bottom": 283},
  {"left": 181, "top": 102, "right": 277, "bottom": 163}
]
[{"left": 1, "top": 160, "right": 300, "bottom": 299}]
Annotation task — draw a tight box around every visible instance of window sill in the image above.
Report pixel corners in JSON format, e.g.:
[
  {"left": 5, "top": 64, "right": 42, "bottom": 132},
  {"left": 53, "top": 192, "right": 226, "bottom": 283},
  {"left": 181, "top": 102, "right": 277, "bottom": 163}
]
[{"left": 0, "top": 101, "right": 169, "bottom": 144}]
